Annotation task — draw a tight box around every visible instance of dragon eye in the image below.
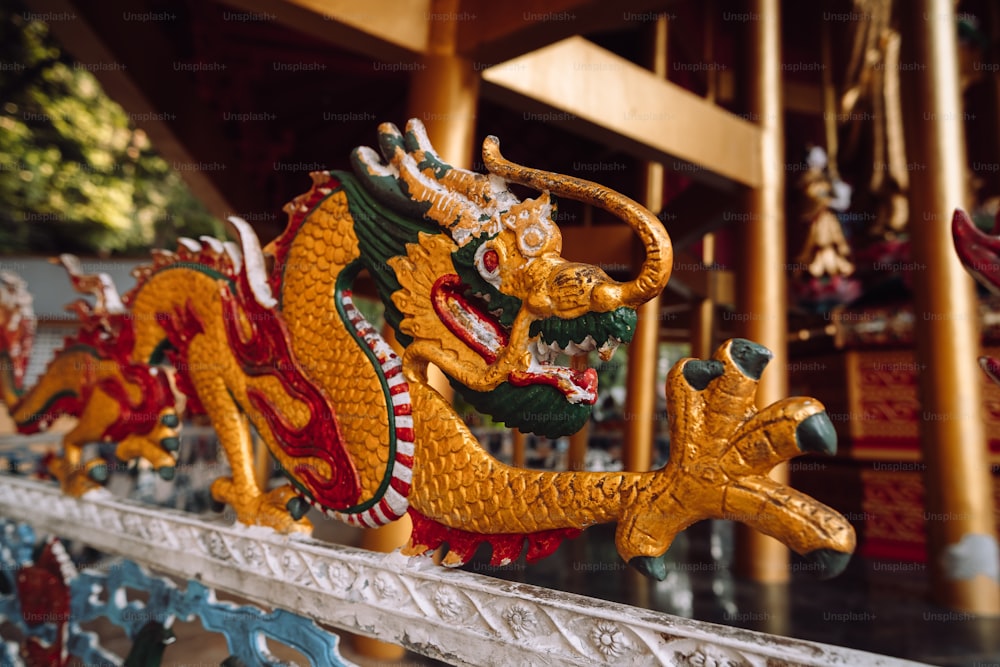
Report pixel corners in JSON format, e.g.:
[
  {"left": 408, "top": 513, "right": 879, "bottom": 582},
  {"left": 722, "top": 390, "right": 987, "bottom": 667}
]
[
  {"left": 474, "top": 243, "right": 502, "bottom": 287},
  {"left": 482, "top": 249, "right": 499, "bottom": 273}
]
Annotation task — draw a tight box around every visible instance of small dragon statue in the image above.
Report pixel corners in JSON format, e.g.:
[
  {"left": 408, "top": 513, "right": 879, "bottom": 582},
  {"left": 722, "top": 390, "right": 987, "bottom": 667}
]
[{"left": 0, "top": 120, "right": 856, "bottom": 578}]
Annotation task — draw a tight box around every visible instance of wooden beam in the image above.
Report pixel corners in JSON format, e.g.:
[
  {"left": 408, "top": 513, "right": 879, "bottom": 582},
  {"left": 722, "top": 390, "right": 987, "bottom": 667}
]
[
  {"left": 216, "top": 0, "right": 431, "bottom": 61},
  {"left": 481, "top": 37, "right": 762, "bottom": 189},
  {"left": 457, "top": 0, "right": 674, "bottom": 62}
]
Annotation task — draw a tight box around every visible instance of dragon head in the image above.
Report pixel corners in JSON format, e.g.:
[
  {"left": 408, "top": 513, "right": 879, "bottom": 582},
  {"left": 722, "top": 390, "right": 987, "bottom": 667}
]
[{"left": 350, "top": 120, "right": 671, "bottom": 437}]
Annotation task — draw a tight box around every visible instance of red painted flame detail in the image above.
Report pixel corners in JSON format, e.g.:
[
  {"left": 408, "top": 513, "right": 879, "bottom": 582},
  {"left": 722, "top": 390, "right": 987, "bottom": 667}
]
[
  {"left": 508, "top": 368, "right": 599, "bottom": 405},
  {"left": 431, "top": 274, "right": 508, "bottom": 364},
  {"left": 267, "top": 172, "right": 342, "bottom": 297},
  {"left": 18, "top": 311, "right": 176, "bottom": 437},
  {"left": 220, "top": 268, "right": 361, "bottom": 509},
  {"left": 407, "top": 507, "right": 582, "bottom": 566}
]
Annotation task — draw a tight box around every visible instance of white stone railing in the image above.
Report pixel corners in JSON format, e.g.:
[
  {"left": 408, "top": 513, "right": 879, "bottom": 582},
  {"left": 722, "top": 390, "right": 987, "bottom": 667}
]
[{"left": 0, "top": 473, "right": 925, "bottom": 667}]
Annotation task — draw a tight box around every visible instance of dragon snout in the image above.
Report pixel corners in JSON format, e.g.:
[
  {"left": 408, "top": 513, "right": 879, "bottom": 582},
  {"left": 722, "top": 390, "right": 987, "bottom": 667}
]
[{"left": 545, "top": 263, "right": 620, "bottom": 316}]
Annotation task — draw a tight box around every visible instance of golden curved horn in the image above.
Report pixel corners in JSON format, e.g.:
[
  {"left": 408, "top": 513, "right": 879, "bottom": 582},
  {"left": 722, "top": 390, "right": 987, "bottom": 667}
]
[{"left": 482, "top": 136, "right": 672, "bottom": 307}]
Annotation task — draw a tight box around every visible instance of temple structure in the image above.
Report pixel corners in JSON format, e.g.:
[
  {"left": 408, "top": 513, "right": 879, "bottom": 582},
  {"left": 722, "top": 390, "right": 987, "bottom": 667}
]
[{"left": 2, "top": 0, "right": 999, "bottom": 664}]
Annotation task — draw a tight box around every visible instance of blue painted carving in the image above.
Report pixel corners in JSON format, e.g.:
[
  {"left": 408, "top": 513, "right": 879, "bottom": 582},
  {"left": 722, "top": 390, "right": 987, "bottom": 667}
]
[{"left": 0, "top": 519, "right": 353, "bottom": 667}]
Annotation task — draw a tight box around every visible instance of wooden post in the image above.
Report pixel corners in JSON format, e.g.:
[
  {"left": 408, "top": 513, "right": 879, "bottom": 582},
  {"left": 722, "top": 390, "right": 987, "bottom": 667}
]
[
  {"left": 406, "top": 0, "right": 479, "bottom": 405},
  {"left": 622, "top": 15, "right": 668, "bottom": 474},
  {"left": 567, "top": 356, "right": 589, "bottom": 472},
  {"left": 734, "top": 0, "right": 791, "bottom": 584},
  {"left": 899, "top": 0, "right": 1000, "bottom": 614},
  {"left": 512, "top": 429, "right": 526, "bottom": 467}
]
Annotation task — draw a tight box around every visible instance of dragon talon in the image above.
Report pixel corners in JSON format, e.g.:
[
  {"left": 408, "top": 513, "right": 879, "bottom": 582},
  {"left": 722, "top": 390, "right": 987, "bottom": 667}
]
[
  {"left": 87, "top": 462, "right": 108, "bottom": 483},
  {"left": 160, "top": 412, "right": 179, "bottom": 428},
  {"left": 160, "top": 437, "right": 180, "bottom": 452},
  {"left": 157, "top": 465, "right": 175, "bottom": 481},
  {"left": 629, "top": 555, "right": 668, "bottom": 581},
  {"left": 681, "top": 359, "right": 726, "bottom": 390},
  {"left": 803, "top": 548, "right": 852, "bottom": 580},
  {"left": 286, "top": 496, "right": 309, "bottom": 521},
  {"left": 795, "top": 412, "right": 837, "bottom": 456},
  {"left": 726, "top": 338, "right": 772, "bottom": 380}
]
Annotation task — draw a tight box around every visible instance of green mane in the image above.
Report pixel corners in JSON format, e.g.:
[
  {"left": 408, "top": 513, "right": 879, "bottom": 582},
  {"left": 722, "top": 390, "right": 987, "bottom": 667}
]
[{"left": 335, "top": 170, "right": 439, "bottom": 343}]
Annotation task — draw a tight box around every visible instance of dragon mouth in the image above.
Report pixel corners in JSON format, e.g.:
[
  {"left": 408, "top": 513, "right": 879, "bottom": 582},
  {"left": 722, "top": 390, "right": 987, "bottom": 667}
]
[{"left": 432, "top": 275, "right": 635, "bottom": 405}]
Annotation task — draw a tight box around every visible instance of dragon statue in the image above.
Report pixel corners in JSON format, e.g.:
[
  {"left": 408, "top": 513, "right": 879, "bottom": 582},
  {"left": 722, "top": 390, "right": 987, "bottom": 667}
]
[
  {"left": 953, "top": 207, "right": 1000, "bottom": 384},
  {"left": 0, "top": 120, "right": 856, "bottom": 579}
]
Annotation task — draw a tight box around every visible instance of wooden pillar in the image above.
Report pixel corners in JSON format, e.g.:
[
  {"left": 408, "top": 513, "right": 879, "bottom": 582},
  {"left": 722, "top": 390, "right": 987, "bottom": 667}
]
[
  {"left": 733, "top": 0, "right": 790, "bottom": 584},
  {"left": 407, "top": 0, "right": 478, "bottom": 168},
  {"left": 567, "top": 357, "right": 589, "bottom": 471},
  {"left": 691, "top": 235, "right": 716, "bottom": 359},
  {"left": 406, "top": 0, "right": 479, "bottom": 404},
  {"left": 900, "top": 0, "right": 1000, "bottom": 614},
  {"left": 692, "top": 0, "right": 718, "bottom": 362},
  {"left": 622, "top": 15, "right": 667, "bottom": 474},
  {"left": 511, "top": 429, "right": 526, "bottom": 467}
]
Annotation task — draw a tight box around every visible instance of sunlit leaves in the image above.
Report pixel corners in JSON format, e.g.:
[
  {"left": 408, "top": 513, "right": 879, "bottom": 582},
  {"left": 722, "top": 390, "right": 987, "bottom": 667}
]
[{"left": 0, "top": 2, "right": 224, "bottom": 255}]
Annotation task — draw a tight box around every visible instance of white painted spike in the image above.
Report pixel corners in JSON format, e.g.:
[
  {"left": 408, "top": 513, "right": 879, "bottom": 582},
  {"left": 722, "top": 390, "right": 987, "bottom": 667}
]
[
  {"left": 177, "top": 238, "right": 202, "bottom": 253},
  {"left": 226, "top": 216, "right": 277, "bottom": 309},
  {"left": 199, "top": 236, "right": 225, "bottom": 254},
  {"left": 222, "top": 241, "right": 243, "bottom": 274},
  {"left": 98, "top": 274, "right": 126, "bottom": 314}
]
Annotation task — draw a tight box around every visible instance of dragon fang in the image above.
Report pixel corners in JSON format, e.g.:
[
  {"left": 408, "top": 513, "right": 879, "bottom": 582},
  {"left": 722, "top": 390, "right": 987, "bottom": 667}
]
[{"left": 0, "top": 119, "right": 856, "bottom": 578}]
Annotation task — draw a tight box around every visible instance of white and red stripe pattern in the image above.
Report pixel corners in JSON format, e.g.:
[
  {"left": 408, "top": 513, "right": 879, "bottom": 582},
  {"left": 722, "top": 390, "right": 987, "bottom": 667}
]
[{"left": 301, "top": 290, "right": 414, "bottom": 528}]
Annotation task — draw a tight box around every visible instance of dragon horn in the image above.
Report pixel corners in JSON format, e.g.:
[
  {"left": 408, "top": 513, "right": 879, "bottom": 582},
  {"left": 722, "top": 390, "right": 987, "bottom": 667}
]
[
  {"left": 402, "top": 119, "right": 495, "bottom": 207},
  {"left": 376, "top": 121, "right": 488, "bottom": 242},
  {"left": 482, "top": 135, "right": 672, "bottom": 307}
]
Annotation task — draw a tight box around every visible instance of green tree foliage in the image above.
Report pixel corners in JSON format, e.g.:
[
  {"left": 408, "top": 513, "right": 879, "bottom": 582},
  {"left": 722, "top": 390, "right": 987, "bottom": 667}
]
[{"left": 0, "top": 3, "right": 224, "bottom": 255}]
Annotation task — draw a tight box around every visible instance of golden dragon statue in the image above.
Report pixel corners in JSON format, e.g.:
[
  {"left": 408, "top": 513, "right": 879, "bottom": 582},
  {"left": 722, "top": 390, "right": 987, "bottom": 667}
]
[{"left": 0, "top": 120, "right": 856, "bottom": 579}]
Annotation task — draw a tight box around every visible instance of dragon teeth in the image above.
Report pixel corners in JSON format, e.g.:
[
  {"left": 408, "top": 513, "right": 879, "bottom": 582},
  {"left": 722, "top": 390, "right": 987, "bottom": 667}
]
[
  {"left": 598, "top": 337, "right": 621, "bottom": 362},
  {"left": 535, "top": 334, "right": 603, "bottom": 359}
]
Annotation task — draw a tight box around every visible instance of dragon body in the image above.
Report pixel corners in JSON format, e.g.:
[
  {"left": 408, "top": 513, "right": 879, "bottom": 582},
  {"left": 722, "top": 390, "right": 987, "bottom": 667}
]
[{"left": 0, "top": 120, "right": 856, "bottom": 576}]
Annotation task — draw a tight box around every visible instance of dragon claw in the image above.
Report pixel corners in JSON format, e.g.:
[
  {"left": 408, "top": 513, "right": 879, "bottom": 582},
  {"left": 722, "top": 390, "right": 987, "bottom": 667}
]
[
  {"left": 211, "top": 478, "right": 312, "bottom": 534},
  {"left": 633, "top": 339, "right": 857, "bottom": 573},
  {"left": 46, "top": 456, "right": 108, "bottom": 496},
  {"left": 160, "top": 412, "right": 180, "bottom": 428},
  {"left": 157, "top": 465, "right": 175, "bottom": 481},
  {"left": 795, "top": 412, "right": 837, "bottom": 456}
]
